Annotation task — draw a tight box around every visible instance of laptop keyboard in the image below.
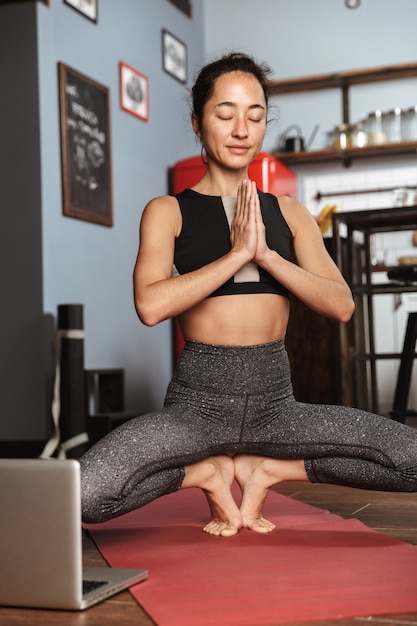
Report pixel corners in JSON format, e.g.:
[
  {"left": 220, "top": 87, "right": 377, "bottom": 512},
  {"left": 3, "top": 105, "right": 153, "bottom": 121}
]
[{"left": 83, "top": 579, "right": 108, "bottom": 595}]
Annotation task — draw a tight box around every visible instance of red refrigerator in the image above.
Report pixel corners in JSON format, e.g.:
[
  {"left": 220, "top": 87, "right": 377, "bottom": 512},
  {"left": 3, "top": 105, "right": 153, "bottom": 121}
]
[
  {"left": 170, "top": 152, "right": 297, "bottom": 362},
  {"left": 171, "top": 152, "right": 297, "bottom": 197}
]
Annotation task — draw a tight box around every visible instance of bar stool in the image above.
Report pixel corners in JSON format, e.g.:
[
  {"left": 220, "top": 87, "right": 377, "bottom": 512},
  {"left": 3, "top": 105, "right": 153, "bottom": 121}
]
[{"left": 388, "top": 265, "right": 417, "bottom": 423}]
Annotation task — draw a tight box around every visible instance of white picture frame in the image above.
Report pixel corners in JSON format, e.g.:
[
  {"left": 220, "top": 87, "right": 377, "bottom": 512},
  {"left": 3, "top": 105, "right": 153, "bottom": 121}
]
[
  {"left": 64, "top": 0, "right": 97, "bottom": 23},
  {"left": 119, "top": 62, "right": 149, "bottom": 122}
]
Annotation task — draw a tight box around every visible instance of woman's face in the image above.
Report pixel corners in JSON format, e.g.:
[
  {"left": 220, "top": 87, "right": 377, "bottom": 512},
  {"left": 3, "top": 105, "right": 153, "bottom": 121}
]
[{"left": 193, "top": 71, "right": 267, "bottom": 171}]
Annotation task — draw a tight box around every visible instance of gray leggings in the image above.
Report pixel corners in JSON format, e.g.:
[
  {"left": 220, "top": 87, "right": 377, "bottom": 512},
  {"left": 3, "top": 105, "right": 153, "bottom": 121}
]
[{"left": 80, "top": 339, "right": 417, "bottom": 523}]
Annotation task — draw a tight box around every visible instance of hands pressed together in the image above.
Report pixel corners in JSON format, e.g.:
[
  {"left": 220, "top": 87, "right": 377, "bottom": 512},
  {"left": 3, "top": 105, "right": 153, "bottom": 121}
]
[{"left": 231, "top": 180, "right": 268, "bottom": 265}]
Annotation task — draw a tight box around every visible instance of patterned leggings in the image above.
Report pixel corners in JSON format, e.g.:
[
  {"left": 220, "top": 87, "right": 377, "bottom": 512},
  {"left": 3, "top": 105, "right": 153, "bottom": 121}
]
[{"left": 80, "top": 338, "right": 417, "bottom": 523}]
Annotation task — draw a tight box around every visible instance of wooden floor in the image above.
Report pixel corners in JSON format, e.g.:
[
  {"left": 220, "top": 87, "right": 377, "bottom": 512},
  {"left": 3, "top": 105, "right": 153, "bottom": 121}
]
[{"left": 1, "top": 481, "right": 416, "bottom": 626}]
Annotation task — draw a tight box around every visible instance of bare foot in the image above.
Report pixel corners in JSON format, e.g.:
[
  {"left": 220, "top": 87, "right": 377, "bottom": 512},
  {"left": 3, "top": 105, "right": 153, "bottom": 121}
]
[
  {"left": 234, "top": 455, "right": 308, "bottom": 534},
  {"left": 181, "top": 455, "right": 242, "bottom": 537}
]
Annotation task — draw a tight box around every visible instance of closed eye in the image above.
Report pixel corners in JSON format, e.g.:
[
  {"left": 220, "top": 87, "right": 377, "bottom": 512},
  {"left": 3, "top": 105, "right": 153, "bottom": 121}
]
[{"left": 218, "top": 116, "right": 263, "bottom": 123}]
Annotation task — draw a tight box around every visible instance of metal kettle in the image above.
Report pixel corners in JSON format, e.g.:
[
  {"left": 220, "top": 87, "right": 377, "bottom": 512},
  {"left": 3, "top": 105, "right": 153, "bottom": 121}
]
[{"left": 279, "top": 123, "right": 319, "bottom": 152}]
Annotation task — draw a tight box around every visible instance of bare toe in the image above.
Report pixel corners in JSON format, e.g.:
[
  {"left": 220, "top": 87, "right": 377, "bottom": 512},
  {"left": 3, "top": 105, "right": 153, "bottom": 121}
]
[
  {"left": 187, "top": 455, "right": 242, "bottom": 536},
  {"left": 234, "top": 455, "right": 276, "bottom": 533},
  {"left": 245, "top": 515, "right": 276, "bottom": 534},
  {"left": 203, "top": 519, "right": 239, "bottom": 537}
]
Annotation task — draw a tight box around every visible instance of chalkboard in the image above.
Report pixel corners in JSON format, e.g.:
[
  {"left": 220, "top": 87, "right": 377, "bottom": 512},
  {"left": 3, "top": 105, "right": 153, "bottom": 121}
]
[{"left": 59, "top": 63, "right": 113, "bottom": 226}]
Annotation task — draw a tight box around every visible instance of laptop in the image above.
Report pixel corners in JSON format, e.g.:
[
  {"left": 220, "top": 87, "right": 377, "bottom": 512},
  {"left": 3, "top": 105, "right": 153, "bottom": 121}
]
[{"left": 0, "top": 458, "right": 148, "bottom": 610}]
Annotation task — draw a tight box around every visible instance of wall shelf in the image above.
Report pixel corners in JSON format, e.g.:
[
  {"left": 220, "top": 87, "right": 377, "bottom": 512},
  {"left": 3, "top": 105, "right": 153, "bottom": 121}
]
[
  {"left": 269, "top": 62, "right": 417, "bottom": 166},
  {"left": 272, "top": 141, "right": 417, "bottom": 166}
]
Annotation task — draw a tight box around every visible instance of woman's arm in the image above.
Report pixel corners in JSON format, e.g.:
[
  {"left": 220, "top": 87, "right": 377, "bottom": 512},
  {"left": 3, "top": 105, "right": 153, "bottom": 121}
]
[
  {"left": 256, "top": 195, "right": 355, "bottom": 323},
  {"left": 133, "top": 195, "right": 251, "bottom": 326}
]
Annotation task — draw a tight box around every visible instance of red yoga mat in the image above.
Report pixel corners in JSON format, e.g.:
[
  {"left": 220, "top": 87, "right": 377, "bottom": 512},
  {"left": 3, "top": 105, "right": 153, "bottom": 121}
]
[{"left": 85, "top": 486, "right": 417, "bottom": 626}]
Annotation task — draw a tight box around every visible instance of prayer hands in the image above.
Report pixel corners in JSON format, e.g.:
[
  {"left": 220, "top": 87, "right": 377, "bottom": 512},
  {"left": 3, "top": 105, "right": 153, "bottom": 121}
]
[{"left": 230, "top": 180, "right": 268, "bottom": 264}]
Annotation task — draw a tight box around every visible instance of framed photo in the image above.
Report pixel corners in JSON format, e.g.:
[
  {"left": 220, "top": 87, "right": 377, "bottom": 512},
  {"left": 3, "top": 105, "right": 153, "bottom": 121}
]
[
  {"left": 64, "top": 0, "right": 97, "bottom": 23},
  {"left": 162, "top": 29, "right": 187, "bottom": 84},
  {"left": 58, "top": 63, "right": 113, "bottom": 227},
  {"left": 166, "top": 0, "right": 192, "bottom": 18},
  {"left": 119, "top": 62, "right": 149, "bottom": 122}
]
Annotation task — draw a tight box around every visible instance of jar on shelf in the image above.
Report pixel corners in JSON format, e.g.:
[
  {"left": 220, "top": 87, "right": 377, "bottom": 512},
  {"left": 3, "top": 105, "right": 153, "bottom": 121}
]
[
  {"left": 401, "top": 105, "right": 417, "bottom": 141},
  {"left": 350, "top": 121, "right": 368, "bottom": 148},
  {"left": 328, "top": 123, "right": 351, "bottom": 150},
  {"left": 382, "top": 107, "right": 402, "bottom": 143},
  {"left": 365, "top": 109, "right": 387, "bottom": 145}
]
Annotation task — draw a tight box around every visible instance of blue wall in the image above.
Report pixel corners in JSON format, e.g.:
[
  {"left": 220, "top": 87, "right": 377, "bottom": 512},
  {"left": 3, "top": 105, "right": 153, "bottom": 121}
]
[
  {"left": 38, "top": 0, "right": 206, "bottom": 433},
  {"left": 204, "top": 0, "right": 417, "bottom": 155},
  {"left": 0, "top": 0, "right": 205, "bottom": 440}
]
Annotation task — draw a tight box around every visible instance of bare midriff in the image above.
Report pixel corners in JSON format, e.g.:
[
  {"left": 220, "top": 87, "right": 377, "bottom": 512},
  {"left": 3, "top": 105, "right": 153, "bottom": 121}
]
[{"left": 178, "top": 293, "right": 289, "bottom": 346}]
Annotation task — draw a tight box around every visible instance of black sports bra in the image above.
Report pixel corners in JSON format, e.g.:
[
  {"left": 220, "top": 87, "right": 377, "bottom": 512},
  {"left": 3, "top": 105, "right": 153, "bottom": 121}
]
[{"left": 173, "top": 188, "right": 293, "bottom": 298}]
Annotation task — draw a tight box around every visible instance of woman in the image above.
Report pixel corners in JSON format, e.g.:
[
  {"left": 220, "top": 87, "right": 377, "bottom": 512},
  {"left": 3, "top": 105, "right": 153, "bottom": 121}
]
[{"left": 81, "top": 52, "right": 417, "bottom": 536}]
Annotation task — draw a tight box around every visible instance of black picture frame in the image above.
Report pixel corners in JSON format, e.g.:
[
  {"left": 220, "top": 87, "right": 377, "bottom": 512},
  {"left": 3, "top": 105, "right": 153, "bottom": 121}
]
[
  {"left": 58, "top": 63, "right": 113, "bottom": 227},
  {"left": 166, "top": 0, "right": 192, "bottom": 18},
  {"left": 162, "top": 29, "right": 187, "bottom": 84},
  {"left": 64, "top": 0, "right": 97, "bottom": 23}
]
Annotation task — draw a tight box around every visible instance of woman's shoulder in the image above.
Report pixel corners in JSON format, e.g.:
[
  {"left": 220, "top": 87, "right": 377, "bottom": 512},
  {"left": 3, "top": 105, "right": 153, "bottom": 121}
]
[
  {"left": 277, "top": 195, "right": 320, "bottom": 237},
  {"left": 142, "top": 194, "right": 180, "bottom": 217},
  {"left": 145, "top": 193, "right": 179, "bottom": 209},
  {"left": 277, "top": 195, "right": 315, "bottom": 220},
  {"left": 141, "top": 194, "right": 181, "bottom": 233}
]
